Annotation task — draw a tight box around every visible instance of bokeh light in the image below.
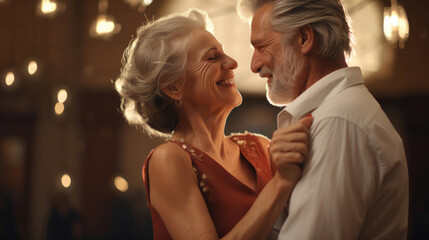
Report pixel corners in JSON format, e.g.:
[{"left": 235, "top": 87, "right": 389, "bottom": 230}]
[
  {"left": 61, "top": 173, "right": 71, "bottom": 188},
  {"left": 96, "top": 16, "right": 115, "bottom": 34},
  {"left": 57, "top": 89, "right": 68, "bottom": 103},
  {"left": 5, "top": 71, "right": 15, "bottom": 86},
  {"left": 28, "top": 60, "right": 38, "bottom": 75},
  {"left": 90, "top": 14, "right": 121, "bottom": 38},
  {"left": 54, "top": 102, "right": 64, "bottom": 115},
  {"left": 114, "top": 176, "right": 128, "bottom": 192},
  {"left": 41, "top": 0, "right": 57, "bottom": 14}
]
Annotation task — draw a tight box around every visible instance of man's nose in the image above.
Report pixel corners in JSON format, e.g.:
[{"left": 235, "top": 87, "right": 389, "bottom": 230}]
[{"left": 250, "top": 51, "right": 262, "bottom": 73}]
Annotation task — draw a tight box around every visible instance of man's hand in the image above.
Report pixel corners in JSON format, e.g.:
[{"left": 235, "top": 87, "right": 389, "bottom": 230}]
[{"left": 269, "top": 116, "right": 313, "bottom": 185}]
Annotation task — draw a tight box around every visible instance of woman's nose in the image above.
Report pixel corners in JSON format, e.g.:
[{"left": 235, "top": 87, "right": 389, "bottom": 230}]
[{"left": 223, "top": 55, "right": 238, "bottom": 70}]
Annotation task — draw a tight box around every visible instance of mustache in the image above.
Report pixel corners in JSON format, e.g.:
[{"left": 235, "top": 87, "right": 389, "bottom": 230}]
[{"left": 259, "top": 66, "right": 273, "bottom": 78}]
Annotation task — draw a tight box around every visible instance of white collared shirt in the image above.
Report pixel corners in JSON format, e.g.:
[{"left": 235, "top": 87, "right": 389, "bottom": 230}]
[{"left": 276, "top": 67, "right": 409, "bottom": 240}]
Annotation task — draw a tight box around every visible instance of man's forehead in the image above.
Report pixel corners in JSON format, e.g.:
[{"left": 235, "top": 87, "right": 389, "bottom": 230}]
[
  {"left": 252, "top": 3, "right": 272, "bottom": 27},
  {"left": 251, "top": 3, "right": 274, "bottom": 43}
]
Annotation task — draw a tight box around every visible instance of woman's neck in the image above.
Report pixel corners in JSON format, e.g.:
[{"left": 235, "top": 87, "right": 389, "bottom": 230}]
[{"left": 172, "top": 106, "right": 234, "bottom": 159}]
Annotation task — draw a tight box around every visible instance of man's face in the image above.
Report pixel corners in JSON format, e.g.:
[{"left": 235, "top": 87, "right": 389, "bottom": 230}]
[{"left": 250, "top": 3, "right": 306, "bottom": 106}]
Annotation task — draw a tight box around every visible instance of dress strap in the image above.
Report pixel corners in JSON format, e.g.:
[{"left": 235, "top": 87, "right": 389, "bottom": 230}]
[{"left": 167, "top": 139, "right": 205, "bottom": 162}]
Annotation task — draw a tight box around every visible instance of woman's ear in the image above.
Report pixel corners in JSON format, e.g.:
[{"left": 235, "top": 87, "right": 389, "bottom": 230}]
[
  {"left": 298, "top": 24, "right": 314, "bottom": 55},
  {"left": 161, "top": 85, "right": 182, "bottom": 101}
]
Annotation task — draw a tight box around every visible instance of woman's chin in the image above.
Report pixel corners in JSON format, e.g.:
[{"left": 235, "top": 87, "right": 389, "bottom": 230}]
[{"left": 235, "top": 92, "right": 243, "bottom": 107}]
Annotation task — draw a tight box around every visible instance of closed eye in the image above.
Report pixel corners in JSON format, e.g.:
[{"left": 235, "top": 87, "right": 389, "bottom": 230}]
[
  {"left": 207, "top": 53, "right": 224, "bottom": 62},
  {"left": 256, "top": 45, "right": 266, "bottom": 52}
]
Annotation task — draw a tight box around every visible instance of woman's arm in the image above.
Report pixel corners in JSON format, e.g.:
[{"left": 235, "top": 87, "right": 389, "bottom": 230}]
[
  {"left": 149, "top": 142, "right": 219, "bottom": 239},
  {"left": 227, "top": 116, "right": 313, "bottom": 240},
  {"left": 253, "top": 134, "right": 275, "bottom": 174},
  {"left": 148, "top": 117, "right": 313, "bottom": 240}
]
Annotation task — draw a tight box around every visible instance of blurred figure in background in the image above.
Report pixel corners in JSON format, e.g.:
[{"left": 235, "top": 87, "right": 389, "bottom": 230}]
[
  {"left": 0, "top": 192, "right": 21, "bottom": 240},
  {"left": 46, "top": 192, "right": 82, "bottom": 240}
]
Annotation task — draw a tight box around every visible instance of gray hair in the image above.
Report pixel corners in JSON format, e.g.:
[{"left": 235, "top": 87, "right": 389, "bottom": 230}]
[
  {"left": 237, "top": 0, "right": 353, "bottom": 60},
  {"left": 115, "top": 9, "right": 210, "bottom": 138}
]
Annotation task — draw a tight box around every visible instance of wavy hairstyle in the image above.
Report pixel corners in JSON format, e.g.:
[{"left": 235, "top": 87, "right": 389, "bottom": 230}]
[
  {"left": 237, "top": 0, "right": 353, "bottom": 60},
  {"left": 115, "top": 9, "right": 210, "bottom": 138}
]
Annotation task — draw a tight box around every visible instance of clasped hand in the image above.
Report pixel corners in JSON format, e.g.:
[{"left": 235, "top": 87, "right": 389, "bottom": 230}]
[{"left": 269, "top": 116, "right": 313, "bottom": 185}]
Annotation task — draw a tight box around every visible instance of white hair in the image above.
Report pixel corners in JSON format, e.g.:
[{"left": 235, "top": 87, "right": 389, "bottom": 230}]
[
  {"left": 237, "top": 0, "right": 353, "bottom": 60},
  {"left": 115, "top": 9, "right": 211, "bottom": 138}
]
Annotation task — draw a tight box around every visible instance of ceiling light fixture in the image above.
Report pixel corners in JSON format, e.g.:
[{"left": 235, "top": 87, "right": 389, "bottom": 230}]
[
  {"left": 36, "top": 0, "right": 66, "bottom": 17},
  {"left": 90, "top": 0, "right": 121, "bottom": 39},
  {"left": 124, "top": 0, "right": 153, "bottom": 12},
  {"left": 383, "top": 0, "right": 409, "bottom": 48}
]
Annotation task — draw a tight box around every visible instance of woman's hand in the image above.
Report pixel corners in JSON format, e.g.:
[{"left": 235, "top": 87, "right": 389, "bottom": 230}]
[{"left": 269, "top": 116, "right": 313, "bottom": 185}]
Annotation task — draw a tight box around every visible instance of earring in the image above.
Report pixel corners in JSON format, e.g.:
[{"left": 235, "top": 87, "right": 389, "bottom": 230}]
[{"left": 174, "top": 98, "right": 182, "bottom": 107}]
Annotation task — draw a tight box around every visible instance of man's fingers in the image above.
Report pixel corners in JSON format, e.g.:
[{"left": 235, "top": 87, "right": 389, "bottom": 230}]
[
  {"left": 271, "top": 132, "right": 309, "bottom": 145},
  {"left": 271, "top": 151, "right": 305, "bottom": 166},
  {"left": 274, "top": 115, "right": 313, "bottom": 135},
  {"left": 298, "top": 115, "right": 313, "bottom": 129},
  {"left": 270, "top": 142, "right": 308, "bottom": 158},
  {"left": 269, "top": 115, "right": 313, "bottom": 181}
]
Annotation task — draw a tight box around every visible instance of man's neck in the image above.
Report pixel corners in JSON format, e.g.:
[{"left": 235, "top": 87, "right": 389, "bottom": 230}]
[{"left": 305, "top": 54, "right": 348, "bottom": 90}]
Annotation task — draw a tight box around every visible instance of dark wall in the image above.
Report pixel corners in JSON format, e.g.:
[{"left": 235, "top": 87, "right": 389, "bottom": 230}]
[{"left": 377, "top": 96, "right": 429, "bottom": 239}]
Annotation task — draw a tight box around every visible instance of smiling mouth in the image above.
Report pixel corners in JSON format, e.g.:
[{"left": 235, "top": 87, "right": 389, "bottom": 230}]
[
  {"left": 216, "top": 77, "right": 235, "bottom": 86},
  {"left": 259, "top": 72, "right": 272, "bottom": 80}
]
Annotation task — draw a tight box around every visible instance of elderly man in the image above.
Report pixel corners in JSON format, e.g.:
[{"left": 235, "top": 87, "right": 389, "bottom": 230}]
[{"left": 238, "top": 0, "right": 409, "bottom": 239}]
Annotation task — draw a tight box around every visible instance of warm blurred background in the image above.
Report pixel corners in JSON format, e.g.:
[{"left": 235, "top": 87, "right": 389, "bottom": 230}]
[{"left": 0, "top": 0, "right": 428, "bottom": 239}]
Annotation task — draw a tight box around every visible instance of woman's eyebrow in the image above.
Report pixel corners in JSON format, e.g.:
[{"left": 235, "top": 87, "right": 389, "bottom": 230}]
[{"left": 203, "top": 46, "right": 218, "bottom": 54}]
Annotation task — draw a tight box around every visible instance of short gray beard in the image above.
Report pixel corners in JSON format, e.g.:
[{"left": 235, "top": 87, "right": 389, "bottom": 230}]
[{"left": 266, "top": 44, "right": 305, "bottom": 107}]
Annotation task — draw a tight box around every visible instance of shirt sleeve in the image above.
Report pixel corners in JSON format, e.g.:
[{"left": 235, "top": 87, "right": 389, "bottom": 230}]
[{"left": 278, "top": 117, "right": 379, "bottom": 239}]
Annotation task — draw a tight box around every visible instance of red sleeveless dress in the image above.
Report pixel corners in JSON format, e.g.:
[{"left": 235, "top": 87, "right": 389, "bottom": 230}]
[{"left": 142, "top": 133, "right": 273, "bottom": 239}]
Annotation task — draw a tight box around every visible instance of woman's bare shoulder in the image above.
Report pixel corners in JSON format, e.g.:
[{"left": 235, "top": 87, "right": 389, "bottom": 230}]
[
  {"left": 150, "top": 142, "right": 192, "bottom": 170},
  {"left": 152, "top": 141, "right": 188, "bottom": 158}
]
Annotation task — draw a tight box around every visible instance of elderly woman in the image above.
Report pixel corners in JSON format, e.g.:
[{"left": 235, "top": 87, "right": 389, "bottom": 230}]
[{"left": 115, "top": 9, "right": 312, "bottom": 240}]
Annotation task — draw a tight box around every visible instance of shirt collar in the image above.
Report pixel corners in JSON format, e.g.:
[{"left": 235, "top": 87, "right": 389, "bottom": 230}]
[{"left": 278, "top": 67, "right": 364, "bottom": 127}]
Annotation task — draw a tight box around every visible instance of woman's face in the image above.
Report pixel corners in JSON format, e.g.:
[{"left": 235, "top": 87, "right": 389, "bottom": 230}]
[{"left": 181, "top": 29, "right": 242, "bottom": 112}]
